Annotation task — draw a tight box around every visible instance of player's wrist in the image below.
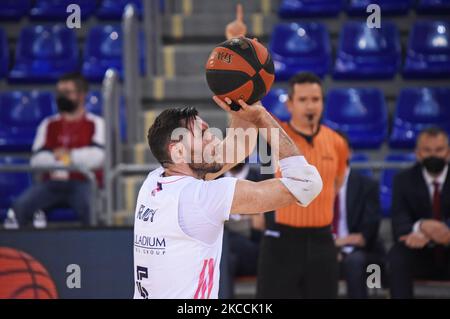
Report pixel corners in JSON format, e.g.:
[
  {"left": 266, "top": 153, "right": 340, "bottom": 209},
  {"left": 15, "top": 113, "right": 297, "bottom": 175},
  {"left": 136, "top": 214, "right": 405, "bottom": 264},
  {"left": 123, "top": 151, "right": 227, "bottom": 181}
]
[{"left": 253, "top": 108, "right": 270, "bottom": 128}]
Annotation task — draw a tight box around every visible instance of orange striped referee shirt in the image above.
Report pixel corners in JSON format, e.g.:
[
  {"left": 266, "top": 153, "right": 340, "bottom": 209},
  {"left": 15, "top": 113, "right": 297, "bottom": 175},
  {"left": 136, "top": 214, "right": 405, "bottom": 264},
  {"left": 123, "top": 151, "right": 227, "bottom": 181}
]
[{"left": 275, "top": 122, "right": 349, "bottom": 228}]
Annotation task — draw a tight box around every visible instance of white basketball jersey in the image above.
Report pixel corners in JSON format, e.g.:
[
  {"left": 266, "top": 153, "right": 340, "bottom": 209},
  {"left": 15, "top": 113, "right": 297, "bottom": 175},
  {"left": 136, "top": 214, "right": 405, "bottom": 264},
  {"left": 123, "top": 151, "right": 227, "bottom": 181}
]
[{"left": 133, "top": 167, "right": 225, "bottom": 299}]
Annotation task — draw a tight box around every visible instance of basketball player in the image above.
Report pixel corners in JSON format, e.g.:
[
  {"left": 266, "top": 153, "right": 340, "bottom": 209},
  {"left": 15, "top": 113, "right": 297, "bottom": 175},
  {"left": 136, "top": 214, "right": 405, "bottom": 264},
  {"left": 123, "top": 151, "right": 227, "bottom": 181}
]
[{"left": 133, "top": 97, "right": 323, "bottom": 299}]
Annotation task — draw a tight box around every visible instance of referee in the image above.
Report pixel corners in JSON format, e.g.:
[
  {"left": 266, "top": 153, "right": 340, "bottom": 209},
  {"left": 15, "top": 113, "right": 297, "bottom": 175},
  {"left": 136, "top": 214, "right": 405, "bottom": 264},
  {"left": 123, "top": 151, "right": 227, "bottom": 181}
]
[{"left": 256, "top": 72, "right": 349, "bottom": 298}]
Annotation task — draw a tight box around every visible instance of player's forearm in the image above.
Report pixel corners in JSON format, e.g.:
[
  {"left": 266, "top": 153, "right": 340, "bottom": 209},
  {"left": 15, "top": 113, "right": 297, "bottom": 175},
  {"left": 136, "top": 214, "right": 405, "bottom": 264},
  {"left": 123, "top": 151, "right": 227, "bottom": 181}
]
[
  {"left": 255, "top": 109, "right": 301, "bottom": 160},
  {"left": 231, "top": 179, "right": 297, "bottom": 214}
]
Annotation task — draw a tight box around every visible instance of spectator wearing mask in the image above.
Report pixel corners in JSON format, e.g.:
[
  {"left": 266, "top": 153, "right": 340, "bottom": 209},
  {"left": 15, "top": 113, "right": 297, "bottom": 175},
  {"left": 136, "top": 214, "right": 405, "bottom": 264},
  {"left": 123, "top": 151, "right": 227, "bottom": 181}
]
[
  {"left": 9, "top": 72, "right": 105, "bottom": 227},
  {"left": 389, "top": 127, "right": 450, "bottom": 298}
]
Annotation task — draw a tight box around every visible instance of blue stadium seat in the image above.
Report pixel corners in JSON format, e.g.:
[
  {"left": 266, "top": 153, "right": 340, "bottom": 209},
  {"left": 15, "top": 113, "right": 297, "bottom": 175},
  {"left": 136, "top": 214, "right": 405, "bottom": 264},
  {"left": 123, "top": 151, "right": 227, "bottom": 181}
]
[
  {"left": 85, "top": 91, "right": 127, "bottom": 142},
  {"left": 346, "top": 0, "right": 412, "bottom": 15},
  {"left": 46, "top": 208, "right": 78, "bottom": 222},
  {"left": 269, "top": 22, "right": 331, "bottom": 81},
  {"left": 0, "top": 91, "right": 56, "bottom": 152},
  {"left": 350, "top": 153, "right": 373, "bottom": 177},
  {"left": 390, "top": 87, "right": 450, "bottom": 148},
  {"left": 323, "top": 88, "right": 387, "bottom": 149},
  {"left": 96, "top": 0, "right": 143, "bottom": 19},
  {"left": 380, "top": 153, "right": 416, "bottom": 217},
  {"left": 9, "top": 25, "right": 79, "bottom": 83},
  {"left": 0, "top": 0, "right": 32, "bottom": 20},
  {"left": 82, "top": 25, "right": 145, "bottom": 82},
  {"left": 403, "top": 21, "right": 450, "bottom": 78},
  {"left": 417, "top": 0, "right": 450, "bottom": 15},
  {"left": 278, "top": 0, "right": 344, "bottom": 18},
  {"left": 261, "top": 88, "right": 291, "bottom": 122},
  {"left": 30, "top": 0, "right": 97, "bottom": 20},
  {"left": 0, "top": 157, "right": 32, "bottom": 222},
  {"left": 0, "top": 29, "right": 9, "bottom": 79},
  {"left": 333, "top": 21, "right": 401, "bottom": 79}
]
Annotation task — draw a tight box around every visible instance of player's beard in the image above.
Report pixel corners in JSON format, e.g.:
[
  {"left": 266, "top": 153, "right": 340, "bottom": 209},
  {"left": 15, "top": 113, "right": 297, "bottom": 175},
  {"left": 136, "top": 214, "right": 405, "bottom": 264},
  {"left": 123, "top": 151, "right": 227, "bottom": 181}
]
[
  {"left": 188, "top": 148, "right": 223, "bottom": 179},
  {"left": 188, "top": 162, "right": 223, "bottom": 179}
]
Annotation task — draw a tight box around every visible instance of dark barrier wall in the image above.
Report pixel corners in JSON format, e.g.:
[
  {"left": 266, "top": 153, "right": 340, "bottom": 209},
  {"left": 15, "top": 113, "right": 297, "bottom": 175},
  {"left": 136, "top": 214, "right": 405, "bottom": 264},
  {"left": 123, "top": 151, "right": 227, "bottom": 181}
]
[{"left": 0, "top": 227, "right": 134, "bottom": 299}]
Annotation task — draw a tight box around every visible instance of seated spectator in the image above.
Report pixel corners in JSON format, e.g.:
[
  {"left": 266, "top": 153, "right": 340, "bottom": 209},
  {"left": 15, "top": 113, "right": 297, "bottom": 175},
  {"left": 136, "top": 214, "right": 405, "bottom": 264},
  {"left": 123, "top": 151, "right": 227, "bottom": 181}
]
[
  {"left": 389, "top": 127, "right": 450, "bottom": 298},
  {"left": 9, "top": 72, "right": 105, "bottom": 227},
  {"left": 333, "top": 134, "right": 384, "bottom": 299}
]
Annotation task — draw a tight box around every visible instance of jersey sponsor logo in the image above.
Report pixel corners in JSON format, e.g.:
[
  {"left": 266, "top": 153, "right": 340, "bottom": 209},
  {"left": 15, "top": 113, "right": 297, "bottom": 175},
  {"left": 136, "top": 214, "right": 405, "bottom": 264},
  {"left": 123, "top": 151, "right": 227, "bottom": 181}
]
[
  {"left": 151, "top": 182, "right": 162, "bottom": 196},
  {"left": 194, "top": 258, "right": 215, "bottom": 299},
  {"left": 135, "top": 266, "right": 149, "bottom": 299},
  {"left": 136, "top": 204, "right": 157, "bottom": 222},
  {"left": 134, "top": 234, "right": 166, "bottom": 250},
  {"left": 134, "top": 234, "right": 166, "bottom": 255}
]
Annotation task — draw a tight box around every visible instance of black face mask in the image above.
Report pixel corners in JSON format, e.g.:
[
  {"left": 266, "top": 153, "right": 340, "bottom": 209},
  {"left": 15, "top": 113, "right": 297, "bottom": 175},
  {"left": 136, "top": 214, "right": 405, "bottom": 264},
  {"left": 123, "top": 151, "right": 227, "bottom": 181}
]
[
  {"left": 422, "top": 156, "right": 448, "bottom": 175},
  {"left": 56, "top": 95, "right": 77, "bottom": 113}
]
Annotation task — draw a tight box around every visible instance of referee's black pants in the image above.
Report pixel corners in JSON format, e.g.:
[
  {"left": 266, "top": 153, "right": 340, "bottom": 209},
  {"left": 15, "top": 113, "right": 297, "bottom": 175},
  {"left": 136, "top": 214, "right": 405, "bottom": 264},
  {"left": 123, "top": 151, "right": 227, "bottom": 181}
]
[{"left": 256, "top": 224, "right": 339, "bottom": 299}]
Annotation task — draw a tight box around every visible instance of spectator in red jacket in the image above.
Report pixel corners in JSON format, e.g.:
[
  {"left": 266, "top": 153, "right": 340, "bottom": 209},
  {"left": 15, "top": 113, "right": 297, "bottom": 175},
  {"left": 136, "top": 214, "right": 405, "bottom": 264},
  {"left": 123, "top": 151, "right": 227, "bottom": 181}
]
[{"left": 10, "top": 72, "right": 105, "bottom": 227}]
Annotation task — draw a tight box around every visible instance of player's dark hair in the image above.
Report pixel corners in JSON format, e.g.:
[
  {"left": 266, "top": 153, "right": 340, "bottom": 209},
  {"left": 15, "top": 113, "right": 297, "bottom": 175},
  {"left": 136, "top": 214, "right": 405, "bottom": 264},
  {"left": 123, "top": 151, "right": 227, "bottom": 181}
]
[
  {"left": 147, "top": 107, "right": 199, "bottom": 167},
  {"left": 288, "top": 72, "right": 323, "bottom": 99},
  {"left": 58, "top": 72, "right": 89, "bottom": 93}
]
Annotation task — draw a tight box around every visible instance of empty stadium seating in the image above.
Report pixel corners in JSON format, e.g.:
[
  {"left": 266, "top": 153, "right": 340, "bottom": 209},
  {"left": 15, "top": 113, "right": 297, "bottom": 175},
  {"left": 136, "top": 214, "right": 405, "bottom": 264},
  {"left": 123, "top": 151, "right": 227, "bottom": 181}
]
[
  {"left": 82, "top": 25, "right": 145, "bottom": 82},
  {"left": 85, "top": 91, "right": 127, "bottom": 142},
  {"left": 29, "top": 0, "right": 97, "bottom": 21},
  {"left": 323, "top": 88, "right": 388, "bottom": 149},
  {"left": 333, "top": 21, "right": 401, "bottom": 79},
  {"left": 97, "top": 0, "right": 143, "bottom": 20},
  {"left": 9, "top": 25, "right": 79, "bottom": 83},
  {"left": 0, "top": 29, "right": 8, "bottom": 79},
  {"left": 278, "top": 0, "right": 344, "bottom": 18},
  {"left": 403, "top": 20, "right": 450, "bottom": 79},
  {"left": 346, "top": 0, "right": 412, "bottom": 15},
  {"left": 0, "top": 91, "right": 56, "bottom": 152},
  {"left": 0, "top": 0, "right": 31, "bottom": 20},
  {"left": 0, "top": 157, "right": 32, "bottom": 222},
  {"left": 417, "top": 0, "right": 450, "bottom": 15},
  {"left": 380, "top": 153, "right": 416, "bottom": 217},
  {"left": 389, "top": 87, "right": 450, "bottom": 148},
  {"left": 261, "top": 88, "right": 291, "bottom": 122},
  {"left": 269, "top": 22, "right": 331, "bottom": 81}
]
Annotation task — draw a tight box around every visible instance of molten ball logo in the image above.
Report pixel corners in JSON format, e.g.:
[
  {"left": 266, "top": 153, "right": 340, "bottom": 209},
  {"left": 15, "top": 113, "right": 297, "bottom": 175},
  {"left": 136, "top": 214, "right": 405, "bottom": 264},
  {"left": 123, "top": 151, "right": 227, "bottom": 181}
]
[{"left": 0, "top": 247, "right": 58, "bottom": 299}]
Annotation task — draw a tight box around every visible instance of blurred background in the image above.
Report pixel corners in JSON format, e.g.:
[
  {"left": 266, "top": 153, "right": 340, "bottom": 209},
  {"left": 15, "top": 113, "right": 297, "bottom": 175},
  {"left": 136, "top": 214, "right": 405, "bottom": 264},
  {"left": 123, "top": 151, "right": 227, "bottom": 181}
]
[{"left": 0, "top": 0, "right": 449, "bottom": 299}]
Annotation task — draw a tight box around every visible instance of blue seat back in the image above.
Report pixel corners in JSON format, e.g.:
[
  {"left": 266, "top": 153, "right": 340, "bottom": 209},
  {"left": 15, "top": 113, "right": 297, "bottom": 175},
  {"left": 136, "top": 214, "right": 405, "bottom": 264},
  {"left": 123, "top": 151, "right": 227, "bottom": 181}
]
[
  {"left": 270, "top": 22, "right": 330, "bottom": 59},
  {"left": 390, "top": 87, "right": 450, "bottom": 148},
  {"left": 347, "top": 0, "right": 412, "bottom": 15},
  {"left": 339, "top": 21, "right": 400, "bottom": 58},
  {"left": 16, "top": 25, "right": 78, "bottom": 61},
  {"left": 408, "top": 20, "right": 450, "bottom": 55},
  {"left": 324, "top": 88, "right": 387, "bottom": 148},
  {"left": 0, "top": 91, "right": 56, "bottom": 151},
  {"left": 261, "top": 89, "right": 291, "bottom": 122},
  {"left": 0, "top": 0, "right": 32, "bottom": 20}
]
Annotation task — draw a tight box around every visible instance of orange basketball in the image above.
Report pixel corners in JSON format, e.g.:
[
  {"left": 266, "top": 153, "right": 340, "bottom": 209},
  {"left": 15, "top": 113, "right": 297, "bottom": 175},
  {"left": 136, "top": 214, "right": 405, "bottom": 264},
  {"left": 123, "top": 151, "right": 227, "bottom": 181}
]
[
  {"left": 206, "top": 37, "right": 275, "bottom": 111},
  {"left": 0, "top": 247, "right": 58, "bottom": 299}
]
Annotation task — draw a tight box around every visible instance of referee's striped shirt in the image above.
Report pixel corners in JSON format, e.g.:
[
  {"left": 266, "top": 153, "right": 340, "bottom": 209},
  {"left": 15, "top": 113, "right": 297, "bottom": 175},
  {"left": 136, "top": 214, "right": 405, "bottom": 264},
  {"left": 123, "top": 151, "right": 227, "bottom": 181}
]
[{"left": 275, "top": 122, "right": 349, "bottom": 228}]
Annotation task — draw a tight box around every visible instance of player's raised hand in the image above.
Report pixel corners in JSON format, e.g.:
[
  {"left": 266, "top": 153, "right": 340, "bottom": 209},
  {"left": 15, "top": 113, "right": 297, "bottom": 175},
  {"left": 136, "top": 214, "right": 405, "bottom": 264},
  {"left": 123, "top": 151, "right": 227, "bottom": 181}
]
[
  {"left": 212, "top": 96, "right": 265, "bottom": 124},
  {"left": 225, "top": 4, "right": 247, "bottom": 40}
]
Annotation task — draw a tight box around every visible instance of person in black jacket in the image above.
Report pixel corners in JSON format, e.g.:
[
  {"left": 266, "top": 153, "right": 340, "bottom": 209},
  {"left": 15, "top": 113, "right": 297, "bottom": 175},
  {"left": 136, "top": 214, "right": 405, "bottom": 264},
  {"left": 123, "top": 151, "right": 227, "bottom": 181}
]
[
  {"left": 388, "top": 127, "right": 450, "bottom": 299},
  {"left": 333, "top": 135, "right": 383, "bottom": 298}
]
